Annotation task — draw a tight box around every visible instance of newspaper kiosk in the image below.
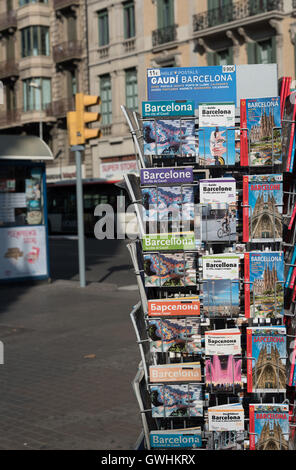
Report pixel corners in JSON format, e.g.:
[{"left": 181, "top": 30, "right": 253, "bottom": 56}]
[{"left": 0, "top": 135, "right": 53, "bottom": 281}]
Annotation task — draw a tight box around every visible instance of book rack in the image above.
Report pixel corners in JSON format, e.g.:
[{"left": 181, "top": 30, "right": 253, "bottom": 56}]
[{"left": 122, "top": 89, "right": 296, "bottom": 450}]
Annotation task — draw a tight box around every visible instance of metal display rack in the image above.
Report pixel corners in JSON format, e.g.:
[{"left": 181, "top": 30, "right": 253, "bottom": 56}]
[{"left": 122, "top": 95, "right": 294, "bottom": 451}]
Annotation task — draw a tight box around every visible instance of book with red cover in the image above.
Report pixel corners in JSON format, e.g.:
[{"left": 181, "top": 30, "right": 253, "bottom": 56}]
[
  {"left": 240, "top": 97, "right": 281, "bottom": 167},
  {"left": 282, "top": 91, "right": 296, "bottom": 172},
  {"left": 249, "top": 404, "right": 289, "bottom": 450},
  {"left": 240, "top": 99, "right": 248, "bottom": 166},
  {"left": 242, "top": 174, "right": 283, "bottom": 243}
]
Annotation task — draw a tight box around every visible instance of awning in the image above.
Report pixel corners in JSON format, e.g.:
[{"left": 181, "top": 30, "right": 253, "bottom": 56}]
[{"left": 0, "top": 135, "right": 53, "bottom": 160}]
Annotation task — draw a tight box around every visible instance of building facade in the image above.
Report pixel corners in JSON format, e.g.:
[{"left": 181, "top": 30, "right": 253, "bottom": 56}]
[
  {"left": 0, "top": 0, "right": 90, "bottom": 183},
  {"left": 2, "top": 0, "right": 296, "bottom": 181}
]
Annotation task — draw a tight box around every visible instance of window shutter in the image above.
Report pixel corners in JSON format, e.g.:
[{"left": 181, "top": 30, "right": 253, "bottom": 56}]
[
  {"left": 207, "top": 52, "right": 215, "bottom": 66},
  {"left": 247, "top": 42, "right": 256, "bottom": 64},
  {"left": 271, "top": 35, "right": 277, "bottom": 63}
]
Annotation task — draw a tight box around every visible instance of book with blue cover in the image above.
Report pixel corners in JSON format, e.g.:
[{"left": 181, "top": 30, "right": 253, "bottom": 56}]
[
  {"left": 150, "top": 428, "right": 202, "bottom": 449},
  {"left": 202, "top": 279, "right": 240, "bottom": 317},
  {"left": 142, "top": 186, "right": 194, "bottom": 223},
  {"left": 143, "top": 252, "right": 197, "bottom": 287},
  {"left": 149, "top": 384, "right": 203, "bottom": 418},
  {"left": 148, "top": 318, "right": 202, "bottom": 354},
  {"left": 198, "top": 126, "right": 236, "bottom": 166},
  {"left": 143, "top": 119, "right": 196, "bottom": 157}
]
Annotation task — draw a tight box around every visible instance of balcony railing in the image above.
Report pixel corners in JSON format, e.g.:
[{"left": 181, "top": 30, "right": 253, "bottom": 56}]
[
  {"left": 152, "top": 24, "right": 178, "bottom": 47},
  {"left": 0, "top": 60, "right": 18, "bottom": 80},
  {"left": 101, "top": 124, "right": 112, "bottom": 137},
  {"left": 0, "top": 10, "right": 17, "bottom": 33},
  {"left": 0, "top": 109, "right": 21, "bottom": 128},
  {"left": 98, "top": 45, "right": 109, "bottom": 59},
  {"left": 53, "top": 40, "right": 82, "bottom": 63},
  {"left": 54, "top": 0, "right": 80, "bottom": 10},
  {"left": 193, "top": 0, "right": 284, "bottom": 32},
  {"left": 123, "top": 38, "right": 135, "bottom": 53},
  {"left": 46, "top": 98, "right": 75, "bottom": 118}
]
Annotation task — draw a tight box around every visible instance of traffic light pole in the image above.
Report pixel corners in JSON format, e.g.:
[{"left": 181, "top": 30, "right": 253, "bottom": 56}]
[
  {"left": 72, "top": 145, "right": 86, "bottom": 288},
  {"left": 67, "top": 93, "right": 101, "bottom": 287}
]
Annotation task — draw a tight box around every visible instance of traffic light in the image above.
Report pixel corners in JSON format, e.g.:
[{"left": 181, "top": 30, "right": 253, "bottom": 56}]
[{"left": 67, "top": 93, "right": 101, "bottom": 146}]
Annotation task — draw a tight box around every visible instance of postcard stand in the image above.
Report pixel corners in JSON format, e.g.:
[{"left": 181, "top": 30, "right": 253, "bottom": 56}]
[{"left": 123, "top": 82, "right": 294, "bottom": 449}]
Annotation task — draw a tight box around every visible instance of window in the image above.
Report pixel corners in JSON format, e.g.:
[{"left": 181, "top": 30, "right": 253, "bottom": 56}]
[
  {"left": 257, "top": 39, "right": 273, "bottom": 64},
  {"left": 98, "top": 9, "right": 109, "bottom": 47},
  {"left": 123, "top": 1, "right": 135, "bottom": 39},
  {"left": 21, "top": 26, "right": 50, "bottom": 57},
  {"left": 247, "top": 37, "right": 276, "bottom": 64},
  {"left": 100, "top": 74, "right": 112, "bottom": 125},
  {"left": 157, "top": 0, "right": 174, "bottom": 28},
  {"left": 125, "top": 68, "right": 138, "bottom": 111},
  {"left": 207, "top": 48, "right": 233, "bottom": 66},
  {"left": 23, "top": 78, "right": 51, "bottom": 111},
  {"left": 67, "top": 69, "right": 77, "bottom": 98}
]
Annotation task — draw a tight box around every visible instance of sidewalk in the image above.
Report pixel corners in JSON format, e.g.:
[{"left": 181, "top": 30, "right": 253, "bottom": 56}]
[{"left": 0, "top": 280, "right": 141, "bottom": 449}]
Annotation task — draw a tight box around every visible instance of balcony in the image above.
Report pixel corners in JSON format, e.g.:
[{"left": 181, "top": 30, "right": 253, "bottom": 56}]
[
  {"left": 0, "top": 109, "right": 21, "bottom": 128},
  {"left": 53, "top": 0, "right": 80, "bottom": 11},
  {"left": 0, "top": 10, "right": 17, "bottom": 33},
  {"left": 53, "top": 40, "right": 82, "bottom": 64},
  {"left": 0, "top": 60, "right": 18, "bottom": 80},
  {"left": 193, "top": 0, "right": 284, "bottom": 33},
  {"left": 45, "top": 98, "right": 75, "bottom": 118},
  {"left": 152, "top": 24, "right": 178, "bottom": 48}
]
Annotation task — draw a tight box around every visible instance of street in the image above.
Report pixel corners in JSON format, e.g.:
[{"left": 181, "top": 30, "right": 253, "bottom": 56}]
[{"left": 0, "top": 238, "right": 141, "bottom": 449}]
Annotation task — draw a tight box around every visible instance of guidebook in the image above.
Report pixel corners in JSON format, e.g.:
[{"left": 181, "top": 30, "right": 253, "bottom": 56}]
[
  {"left": 147, "top": 297, "right": 200, "bottom": 317},
  {"left": 246, "top": 326, "right": 286, "bottom": 393},
  {"left": 142, "top": 185, "right": 195, "bottom": 224},
  {"left": 150, "top": 428, "right": 202, "bottom": 449},
  {"left": 140, "top": 167, "right": 194, "bottom": 185},
  {"left": 143, "top": 252, "right": 197, "bottom": 287},
  {"left": 199, "top": 103, "right": 235, "bottom": 128},
  {"left": 149, "top": 384, "right": 203, "bottom": 418},
  {"left": 205, "top": 329, "right": 241, "bottom": 356},
  {"left": 199, "top": 177, "right": 236, "bottom": 205},
  {"left": 210, "top": 431, "right": 245, "bottom": 450},
  {"left": 244, "top": 251, "right": 284, "bottom": 319},
  {"left": 200, "top": 178, "right": 237, "bottom": 242},
  {"left": 202, "top": 279, "right": 240, "bottom": 318},
  {"left": 143, "top": 119, "right": 196, "bottom": 157},
  {"left": 205, "top": 329, "right": 242, "bottom": 393},
  {"left": 198, "top": 126, "right": 236, "bottom": 166},
  {"left": 149, "top": 362, "right": 202, "bottom": 383},
  {"left": 242, "top": 174, "right": 283, "bottom": 243},
  {"left": 202, "top": 254, "right": 240, "bottom": 280},
  {"left": 240, "top": 97, "right": 281, "bottom": 166},
  {"left": 147, "top": 318, "right": 202, "bottom": 354},
  {"left": 205, "top": 354, "right": 242, "bottom": 393},
  {"left": 249, "top": 404, "right": 289, "bottom": 450},
  {"left": 208, "top": 403, "right": 244, "bottom": 432},
  {"left": 202, "top": 257, "right": 240, "bottom": 318}
]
